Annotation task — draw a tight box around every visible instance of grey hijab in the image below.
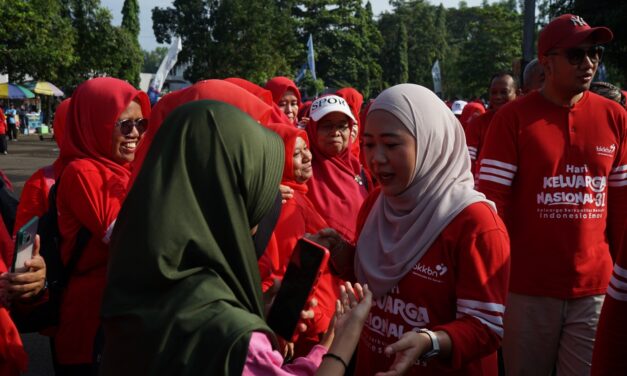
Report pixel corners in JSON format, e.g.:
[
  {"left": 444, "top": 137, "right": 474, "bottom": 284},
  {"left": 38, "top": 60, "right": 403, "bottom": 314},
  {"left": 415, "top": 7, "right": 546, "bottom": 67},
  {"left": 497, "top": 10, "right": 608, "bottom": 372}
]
[{"left": 355, "top": 84, "right": 495, "bottom": 298}]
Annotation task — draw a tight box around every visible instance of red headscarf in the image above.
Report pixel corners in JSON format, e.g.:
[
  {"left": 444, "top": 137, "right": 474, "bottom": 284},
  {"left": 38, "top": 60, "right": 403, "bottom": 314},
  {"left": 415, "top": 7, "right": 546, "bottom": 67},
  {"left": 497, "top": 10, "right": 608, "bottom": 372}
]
[
  {"left": 225, "top": 77, "right": 292, "bottom": 126},
  {"left": 298, "top": 101, "right": 312, "bottom": 120},
  {"left": 305, "top": 114, "right": 367, "bottom": 242},
  {"left": 265, "top": 76, "right": 302, "bottom": 105},
  {"left": 51, "top": 98, "right": 71, "bottom": 177},
  {"left": 266, "top": 124, "right": 309, "bottom": 193},
  {"left": 459, "top": 101, "right": 486, "bottom": 131},
  {"left": 131, "top": 80, "right": 274, "bottom": 185},
  {"left": 61, "top": 77, "right": 150, "bottom": 181},
  {"left": 336, "top": 88, "right": 364, "bottom": 159}
]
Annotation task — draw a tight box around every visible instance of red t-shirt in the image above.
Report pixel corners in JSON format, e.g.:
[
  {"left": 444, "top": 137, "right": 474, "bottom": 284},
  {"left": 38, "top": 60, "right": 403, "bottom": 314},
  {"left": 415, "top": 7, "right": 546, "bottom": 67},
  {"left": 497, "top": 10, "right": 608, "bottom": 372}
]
[
  {"left": 259, "top": 190, "right": 342, "bottom": 356},
  {"left": 355, "top": 193, "right": 510, "bottom": 375},
  {"left": 477, "top": 91, "right": 627, "bottom": 299},
  {"left": 465, "top": 111, "right": 496, "bottom": 177},
  {"left": 14, "top": 165, "right": 56, "bottom": 236},
  {"left": 55, "top": 159, "right": 129, "bottom": 364},
  {"left": 0, "top": 108, "right": 6, "bottom": 134},
  {"left": 591, "top": 223, "right": 627, "bottom": 376}
]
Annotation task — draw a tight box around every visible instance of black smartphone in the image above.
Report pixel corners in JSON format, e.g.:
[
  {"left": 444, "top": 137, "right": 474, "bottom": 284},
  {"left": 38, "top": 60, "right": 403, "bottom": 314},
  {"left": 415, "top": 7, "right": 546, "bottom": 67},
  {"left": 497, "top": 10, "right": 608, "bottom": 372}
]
[
  {"left": 266, "top": 237, "right": 330, "bottom": 341},
  {"left": 12, "top": 216, "right": 39, "bottom": 273}
]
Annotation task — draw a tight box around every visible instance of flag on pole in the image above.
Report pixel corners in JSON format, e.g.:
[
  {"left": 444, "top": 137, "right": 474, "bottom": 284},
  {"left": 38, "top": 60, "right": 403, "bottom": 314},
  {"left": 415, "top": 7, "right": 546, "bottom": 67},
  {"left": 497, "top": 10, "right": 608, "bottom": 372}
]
[
  {"left": 149, "top": 36, "right": 183, "bottom": 101},
  {"left": 307, "top": 34, "right": 317, "bottom": 81},
  {"left": 431, "top": 60, "right": 442, "bottom": 96},
  {"left": 294, "top": 62, "right": 308, "bottom": 83}
]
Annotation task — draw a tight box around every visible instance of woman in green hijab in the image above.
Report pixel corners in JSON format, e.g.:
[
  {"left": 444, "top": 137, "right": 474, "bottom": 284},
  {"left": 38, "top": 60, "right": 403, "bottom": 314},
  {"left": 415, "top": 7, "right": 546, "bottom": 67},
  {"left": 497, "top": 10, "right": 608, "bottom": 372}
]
[{"left": 100, "top": 100, "right": 371, "bottom": 375}]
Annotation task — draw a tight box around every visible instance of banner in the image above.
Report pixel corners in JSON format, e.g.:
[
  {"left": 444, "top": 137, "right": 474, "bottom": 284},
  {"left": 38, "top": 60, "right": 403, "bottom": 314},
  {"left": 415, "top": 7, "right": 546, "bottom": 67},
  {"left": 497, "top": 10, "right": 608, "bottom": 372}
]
[
  {"left": 307, "top": 34, "right": 317, "bottom": 81},
  {"left": 150, "top": 36, "right": 183, "bottom": 95},
  {"left": 431, "top": 60, "right": 442, "bottom": 95}
]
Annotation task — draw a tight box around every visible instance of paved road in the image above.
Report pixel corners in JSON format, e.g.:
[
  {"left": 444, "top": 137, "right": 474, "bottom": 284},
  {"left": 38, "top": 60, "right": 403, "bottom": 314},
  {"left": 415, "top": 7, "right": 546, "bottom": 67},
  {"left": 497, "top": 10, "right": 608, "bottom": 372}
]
[{"left": 2, "top": 134, "right": 57, "bottom": 376}]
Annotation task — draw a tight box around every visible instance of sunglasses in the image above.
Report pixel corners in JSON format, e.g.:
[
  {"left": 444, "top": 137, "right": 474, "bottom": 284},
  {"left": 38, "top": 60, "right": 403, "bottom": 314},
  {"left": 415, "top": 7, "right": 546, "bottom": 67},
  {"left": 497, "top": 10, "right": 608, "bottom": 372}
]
[
  {"left": 545, "top": 45, "right": 604, "bottom": 66},
  {"left": 116, "top": 118, "right": 148, "bottom": 135}
]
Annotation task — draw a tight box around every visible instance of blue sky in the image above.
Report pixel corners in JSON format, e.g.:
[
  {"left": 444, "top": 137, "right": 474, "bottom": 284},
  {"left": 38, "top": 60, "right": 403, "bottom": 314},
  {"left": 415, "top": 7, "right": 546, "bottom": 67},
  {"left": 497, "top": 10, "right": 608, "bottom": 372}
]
[{"left": 101, "top": 0, "right": 491, "bottom": 51}]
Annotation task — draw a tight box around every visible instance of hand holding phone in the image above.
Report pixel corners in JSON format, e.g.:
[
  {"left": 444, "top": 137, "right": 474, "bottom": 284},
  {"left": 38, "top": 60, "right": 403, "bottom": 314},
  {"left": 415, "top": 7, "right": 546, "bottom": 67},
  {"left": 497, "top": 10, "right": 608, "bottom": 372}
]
[
  {"left": 1, "top": 217, "right": 47, "bottom": 300},
  {"left": 12, "top": 217, "right": 38, "bottom": 273},
  {"left": 266, "top": 237, "right": 330, "bottom": 342}
]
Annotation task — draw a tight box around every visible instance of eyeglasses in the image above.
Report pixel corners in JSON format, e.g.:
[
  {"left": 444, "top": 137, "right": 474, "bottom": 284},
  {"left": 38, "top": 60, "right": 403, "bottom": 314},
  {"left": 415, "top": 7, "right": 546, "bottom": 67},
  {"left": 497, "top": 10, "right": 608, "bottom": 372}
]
[
  {"left": 116, "top": 118, "right": 148, "bottom": 135},
  {"left": 545, "top": 45, "right": 604, "bottom": 66},
  {"left": 318, "top": 123, "right": 350, "bottom": 135}
]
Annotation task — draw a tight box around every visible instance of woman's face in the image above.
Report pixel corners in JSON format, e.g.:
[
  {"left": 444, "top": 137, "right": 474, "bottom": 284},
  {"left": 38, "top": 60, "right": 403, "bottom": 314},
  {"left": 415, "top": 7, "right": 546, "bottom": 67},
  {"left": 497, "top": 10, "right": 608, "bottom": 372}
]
[
  {"left": 111, "top": 101, "right": 144, "bottom": 164},
  {"left": 278, "top": 90, "right": 299, "bottom": 124},
  {"left": 364, "top": 110, "right": 416, "bottom": 197},
  {"left": 316, "top": 112, "right": 351, "bottom": 158},
  {"left": 293, "top": 136, "right": 313, "bottom": 184}
]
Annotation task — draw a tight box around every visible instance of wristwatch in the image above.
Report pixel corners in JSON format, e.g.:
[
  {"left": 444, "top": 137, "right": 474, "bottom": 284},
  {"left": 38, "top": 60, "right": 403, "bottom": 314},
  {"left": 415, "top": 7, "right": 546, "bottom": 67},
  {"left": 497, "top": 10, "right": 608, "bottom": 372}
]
[{"left": 418, "top": 329, "right": 440, "bottom": 361}]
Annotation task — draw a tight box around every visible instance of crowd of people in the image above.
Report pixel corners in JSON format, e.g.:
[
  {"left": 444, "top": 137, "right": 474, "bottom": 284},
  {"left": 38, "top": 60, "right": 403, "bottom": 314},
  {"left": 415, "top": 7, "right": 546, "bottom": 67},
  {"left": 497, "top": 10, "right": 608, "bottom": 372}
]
[{"left": 0, "top": 13, "right": 625, "bottom": 376}]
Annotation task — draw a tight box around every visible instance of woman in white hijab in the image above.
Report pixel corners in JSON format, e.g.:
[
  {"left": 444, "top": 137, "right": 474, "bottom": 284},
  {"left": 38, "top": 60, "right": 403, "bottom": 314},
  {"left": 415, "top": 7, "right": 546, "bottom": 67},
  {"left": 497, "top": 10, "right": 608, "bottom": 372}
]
[{"left": 319, "top": 84, "right": 511, "bottom": 376}]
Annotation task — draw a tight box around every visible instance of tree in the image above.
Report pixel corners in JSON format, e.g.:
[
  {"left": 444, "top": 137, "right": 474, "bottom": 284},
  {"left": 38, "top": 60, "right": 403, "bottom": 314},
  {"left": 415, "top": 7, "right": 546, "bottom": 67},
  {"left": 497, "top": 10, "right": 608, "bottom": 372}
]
[
  {"left": 446, "top": 3, "right": 522, "bottom": 98},
  {"left": 119, "top": 0, "right": 142, "bottom": 86},
  {"left": 293, "top": 0, "right": 383, "bottom": 98},
  {"left": 396, "top": 21, "right": 409, "bottom": 84},
  {"left": 57, "top": 0, "right": 144, "bottom": 89},
  {"left": 206, "top": 0, "right": 296, "bottom": 83},
  {"left": 0, "top": 0, "right": 76, "bottom": 83},
  {"left": 377, "top": 1, "right": 447, "bottom": 93},
  {"left": 152, "top": 0, "right": 212, "bottom": 82},
  {"left": 121, "top": 0, "right": 140, "bottom": 36},
  {"left": 153, "top": 0, "right": 296, "bottom": 84},
  {"left": 143, "top": 47, "right": 169, "bottom": 73}
]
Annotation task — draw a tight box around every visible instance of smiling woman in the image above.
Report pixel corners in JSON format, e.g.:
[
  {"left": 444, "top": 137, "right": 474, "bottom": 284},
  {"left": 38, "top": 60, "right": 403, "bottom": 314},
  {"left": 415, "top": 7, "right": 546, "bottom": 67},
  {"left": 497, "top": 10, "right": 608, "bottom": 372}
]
[
  {"left": 305, "top": 95, "right": 370, "bottom": 243},
  {"left": 53, "top": 77, "right": 151, "bottom": 375}
]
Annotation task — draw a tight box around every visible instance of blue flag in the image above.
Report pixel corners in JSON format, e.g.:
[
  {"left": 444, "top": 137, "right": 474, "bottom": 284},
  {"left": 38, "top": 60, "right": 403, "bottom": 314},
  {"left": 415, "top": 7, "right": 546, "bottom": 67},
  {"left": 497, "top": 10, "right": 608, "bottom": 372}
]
[{"left": 295, "top": 62, "right": 308, "bottom": 83}]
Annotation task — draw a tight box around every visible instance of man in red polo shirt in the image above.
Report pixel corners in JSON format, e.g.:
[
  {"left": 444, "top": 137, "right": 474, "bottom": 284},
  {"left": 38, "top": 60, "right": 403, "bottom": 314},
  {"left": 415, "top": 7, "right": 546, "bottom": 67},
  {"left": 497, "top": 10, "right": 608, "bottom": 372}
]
[
  {"left": 465, "top": 72, "right": 517, "bottom": 177},
  {"left": 477, "top": 14, "right": 627, "bottom": 375}
]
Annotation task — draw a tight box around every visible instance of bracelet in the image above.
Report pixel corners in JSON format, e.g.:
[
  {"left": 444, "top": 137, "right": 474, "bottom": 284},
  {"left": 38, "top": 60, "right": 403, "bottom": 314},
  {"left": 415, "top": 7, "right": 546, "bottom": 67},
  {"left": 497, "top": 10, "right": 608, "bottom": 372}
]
[{"left": 322, "top": 352, "right": 348, "bottom": 371}]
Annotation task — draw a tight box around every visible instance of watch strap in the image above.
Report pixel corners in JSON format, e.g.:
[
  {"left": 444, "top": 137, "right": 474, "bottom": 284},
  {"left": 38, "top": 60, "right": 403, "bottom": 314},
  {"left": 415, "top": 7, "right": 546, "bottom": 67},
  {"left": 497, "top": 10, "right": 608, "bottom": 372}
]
[{"left": 419, "top": 329, "right": 440, "bottom": 361}]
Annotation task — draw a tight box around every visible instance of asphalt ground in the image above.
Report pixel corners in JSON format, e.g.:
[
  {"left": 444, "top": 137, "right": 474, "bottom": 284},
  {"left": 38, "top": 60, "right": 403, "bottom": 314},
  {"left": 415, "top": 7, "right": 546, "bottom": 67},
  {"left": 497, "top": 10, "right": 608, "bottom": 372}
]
[{"left": 2, "top": 134, "right": 58, "bottom": 376}]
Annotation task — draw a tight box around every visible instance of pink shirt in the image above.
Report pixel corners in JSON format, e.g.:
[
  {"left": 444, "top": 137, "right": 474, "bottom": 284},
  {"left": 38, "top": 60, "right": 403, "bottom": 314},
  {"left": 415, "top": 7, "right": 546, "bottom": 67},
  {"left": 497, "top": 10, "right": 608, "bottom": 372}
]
[{"left": 243, "top": 332, "right": 327, "bottom": 375}]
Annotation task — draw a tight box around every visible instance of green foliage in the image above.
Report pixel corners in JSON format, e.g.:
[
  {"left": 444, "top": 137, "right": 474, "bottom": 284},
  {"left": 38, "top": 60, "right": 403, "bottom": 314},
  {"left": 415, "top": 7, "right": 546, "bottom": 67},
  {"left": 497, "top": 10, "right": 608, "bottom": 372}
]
[
  {"left": 143, "top": 47, "right": 169, "bottom": 73},
  {"left": 377, "top": 1, "right": 448, "bottom": 92},
  {"left": 449, "top": 4, "right": 522, "bottom": 98},
  {"left": 153, "top": 0, "right": 295, "bottom": 84},
  {"left": 206, "top": 0, "right": 296, "bottom": 83},
  {"left": 0, "top": 0, "right": 75, "bottom": 82},
  {"left": 120, "top": 0, "right": 142, "bottom": 86},
  {"left": 300, "top": 70, "right": 325, "bottom": 99},
  {"left": 121, "top": 0, "right": 140, "bottom": 36},
  {"left": 292, "top": 0, "right": 383, "bottom": 98}
]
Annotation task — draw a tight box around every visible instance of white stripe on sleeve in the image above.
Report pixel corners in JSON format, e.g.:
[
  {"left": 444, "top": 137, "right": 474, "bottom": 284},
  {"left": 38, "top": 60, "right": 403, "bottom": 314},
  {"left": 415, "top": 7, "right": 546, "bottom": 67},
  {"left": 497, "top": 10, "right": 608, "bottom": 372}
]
[
  {"left": 479, "top": 166, "right": 515, "bottom": 179},
  {"left": 479, "top": 174, "right": 512, "bottom": 186},
  {"left": 610, "top": 275, "right": 627, "bottom": 292},
  {"left": 457, "top": 299, "right": 505, "bottom": 337},
  {"left": 481, "top": 159, "right": 518, "bottom": 172},
  {"left": 607, "top": 285, "right": 627, "bottom": 302},
  {"left": 611, "top": 164, "right": 627, "bottom": 173},
  {"left": 614, "top": 264, "right": 627, "bottom": 279},
  {"left": 608, "top": 180, "right": 627, "bottom": 187},
  {"left": 457, "top": 298, "right": 506, "bottom": 313}
]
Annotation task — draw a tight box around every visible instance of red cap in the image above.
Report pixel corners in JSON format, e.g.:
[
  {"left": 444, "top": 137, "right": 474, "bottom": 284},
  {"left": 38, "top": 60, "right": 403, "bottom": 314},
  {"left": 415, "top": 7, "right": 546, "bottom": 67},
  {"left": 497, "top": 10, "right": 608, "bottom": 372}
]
[{"left": 538, "top": 14, "right": 613, "bottom": 60}]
